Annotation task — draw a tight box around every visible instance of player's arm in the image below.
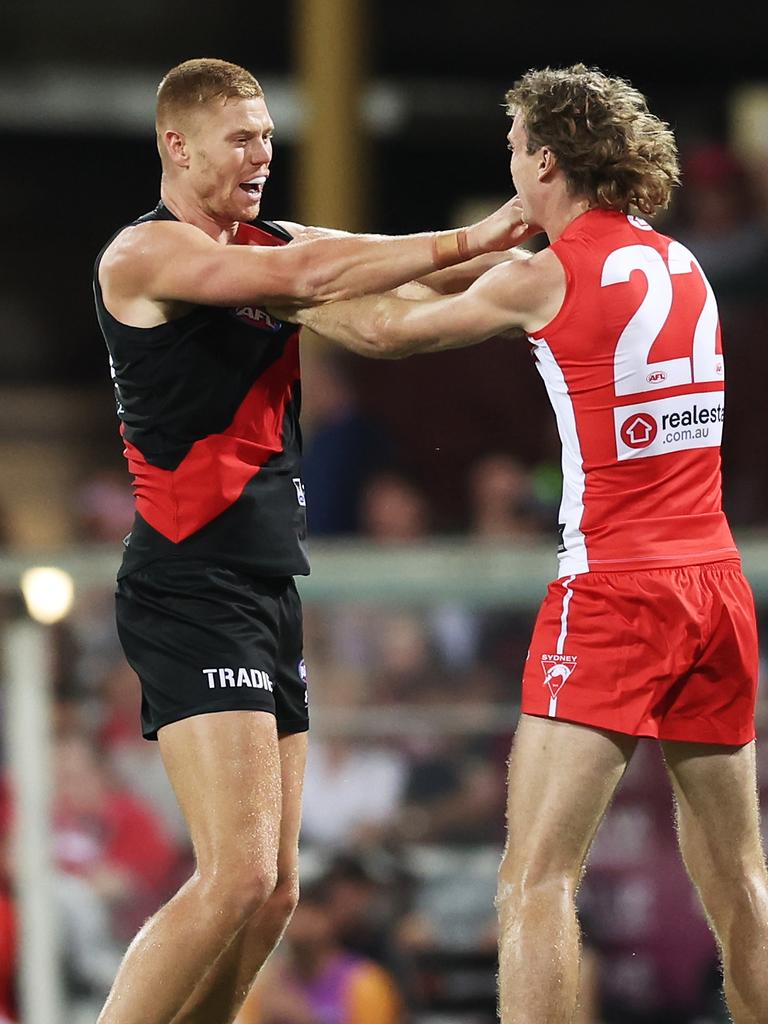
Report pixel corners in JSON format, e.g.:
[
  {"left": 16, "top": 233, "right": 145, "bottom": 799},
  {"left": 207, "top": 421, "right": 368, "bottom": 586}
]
[
  {"left": 414, "top": 245, "right": 535, "bottom": 294},
  {"left": 101, "top": 197, "right": 531, "bottom": 311},
  {"left": 272, "top": 220, "right": 352, "bottom": 241},
  {"left": 276, "top": 252, "right": 563, "bottom": 359},
  {"left": 275, "top": 217, "right": 540, "bottom": 294}
]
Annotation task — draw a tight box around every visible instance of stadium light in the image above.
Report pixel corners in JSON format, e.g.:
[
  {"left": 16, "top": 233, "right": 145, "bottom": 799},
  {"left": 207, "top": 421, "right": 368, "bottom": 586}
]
[{"left": 20, "top": 566, "right": 75, "bottom": 624}]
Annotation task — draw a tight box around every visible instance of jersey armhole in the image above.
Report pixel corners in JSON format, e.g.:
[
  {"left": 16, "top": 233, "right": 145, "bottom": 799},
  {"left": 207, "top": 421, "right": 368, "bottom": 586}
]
[{"left": 527, "top": 243, "right": 576, "bottom": 341}]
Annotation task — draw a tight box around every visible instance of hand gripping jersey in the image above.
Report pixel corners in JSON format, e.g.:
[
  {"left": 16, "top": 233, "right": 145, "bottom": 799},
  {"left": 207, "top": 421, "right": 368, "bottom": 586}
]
[
  {"left": 529, "top": 209, "right": 738, "bottom": 576},
  {"left": 94, "top": 202, "right": 309, "bottom": 579}
]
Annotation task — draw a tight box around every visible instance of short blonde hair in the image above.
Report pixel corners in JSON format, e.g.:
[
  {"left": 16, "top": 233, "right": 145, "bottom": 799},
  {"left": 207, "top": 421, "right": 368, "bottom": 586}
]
[
  {"left": 156, "top": 58, "right": 263, "bottom": 128},
  {"left": 506, "top": 64, "right": 680, "bottom": 216}
]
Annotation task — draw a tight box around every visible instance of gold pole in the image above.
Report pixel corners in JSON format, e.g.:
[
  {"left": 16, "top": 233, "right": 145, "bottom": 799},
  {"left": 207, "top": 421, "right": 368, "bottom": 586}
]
[{"left": 294, "top": 0, "right": 368, "bottom": 231}]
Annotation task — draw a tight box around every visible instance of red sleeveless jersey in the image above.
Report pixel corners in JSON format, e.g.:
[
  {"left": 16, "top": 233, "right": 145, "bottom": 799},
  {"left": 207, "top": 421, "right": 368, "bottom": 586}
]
[{"left": 529, "top": 209, "right": 738, "bottom": 575}]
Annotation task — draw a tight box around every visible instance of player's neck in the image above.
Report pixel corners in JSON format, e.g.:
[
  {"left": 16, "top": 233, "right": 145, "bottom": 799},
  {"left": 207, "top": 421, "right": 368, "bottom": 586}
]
[
  {"left": 160, "top": 182, "right": 239, "bottom": 245},
  {"left": 541, "top": 195, "right": 593, "bottom": 243}
]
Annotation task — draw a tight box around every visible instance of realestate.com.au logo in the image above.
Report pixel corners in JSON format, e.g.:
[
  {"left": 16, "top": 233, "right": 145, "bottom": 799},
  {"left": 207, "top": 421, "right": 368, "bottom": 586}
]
[{"left": 614, "top": 393, "right": 724, "bottom": 460}]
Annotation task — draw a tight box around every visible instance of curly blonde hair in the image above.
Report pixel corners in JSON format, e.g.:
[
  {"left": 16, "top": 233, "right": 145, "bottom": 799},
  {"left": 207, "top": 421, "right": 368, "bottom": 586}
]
[{"left": 505, "top": 64, "right": 680, "bottom": 216}]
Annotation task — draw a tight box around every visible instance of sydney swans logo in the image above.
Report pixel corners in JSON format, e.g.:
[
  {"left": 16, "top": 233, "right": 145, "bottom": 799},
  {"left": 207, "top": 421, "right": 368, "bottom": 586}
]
[{"left": 541, "top": 654, "right": 577, "bottom": 717}]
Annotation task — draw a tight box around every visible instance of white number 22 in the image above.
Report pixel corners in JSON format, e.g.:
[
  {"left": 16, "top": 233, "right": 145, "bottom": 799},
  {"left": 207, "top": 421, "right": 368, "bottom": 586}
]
[{"left": 601, "top": 242, "right": 722, "bottom": 397}]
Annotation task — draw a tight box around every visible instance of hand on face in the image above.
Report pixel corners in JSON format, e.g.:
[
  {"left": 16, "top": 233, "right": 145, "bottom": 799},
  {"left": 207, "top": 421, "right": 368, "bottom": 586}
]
[{"left": 467, "top": 195, "right": 543, "bottom": 253}]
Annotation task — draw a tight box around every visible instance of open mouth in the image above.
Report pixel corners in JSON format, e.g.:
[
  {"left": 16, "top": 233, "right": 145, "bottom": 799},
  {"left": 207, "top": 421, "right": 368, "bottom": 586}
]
[{"left": 240, "top": 176, "right": 267, "bottom": 197}]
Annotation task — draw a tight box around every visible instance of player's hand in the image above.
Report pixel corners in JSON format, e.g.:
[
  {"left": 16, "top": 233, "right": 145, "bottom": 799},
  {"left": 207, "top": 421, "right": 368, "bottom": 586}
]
[
  {"left": 466, "top": 195, "right": 541, "bottom": 253},
  {"left": 265, "top": 302, "right": 302, "bottom": 324}
]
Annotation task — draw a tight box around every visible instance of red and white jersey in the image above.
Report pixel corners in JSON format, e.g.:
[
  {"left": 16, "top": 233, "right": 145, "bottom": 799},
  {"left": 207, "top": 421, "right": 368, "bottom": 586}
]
[{"left": 529, "top": 209, "right": 738, "bottom": 576}]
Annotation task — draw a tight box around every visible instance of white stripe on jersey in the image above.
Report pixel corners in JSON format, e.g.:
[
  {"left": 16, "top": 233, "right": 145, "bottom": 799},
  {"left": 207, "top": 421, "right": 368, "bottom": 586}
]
[{"left": 532, "top": 339, "right": 589, "bottom": 575}]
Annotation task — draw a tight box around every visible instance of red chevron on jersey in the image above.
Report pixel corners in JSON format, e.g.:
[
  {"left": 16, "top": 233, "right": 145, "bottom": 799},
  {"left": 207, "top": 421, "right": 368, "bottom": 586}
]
[
  {"left": 528, "top": 209, "right": 738, "bottom": 575},
  {"left": 123, "top": 335, "right": 300, "bottom": 543}
]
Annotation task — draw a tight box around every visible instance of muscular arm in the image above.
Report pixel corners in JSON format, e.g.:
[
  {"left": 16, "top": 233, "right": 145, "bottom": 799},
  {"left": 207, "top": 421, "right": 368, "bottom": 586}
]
[
  {"left": 415, "top": 245, "right": 535, "bottom": 294},
  {"left": 275, "top": 220, "right": 539, "bottom": 294},
  {"left": 278, "top": 250, "right": 565, "bottom": 359},
  {"left": 100, "top": 197, "right": 531, "bottom": 316}
]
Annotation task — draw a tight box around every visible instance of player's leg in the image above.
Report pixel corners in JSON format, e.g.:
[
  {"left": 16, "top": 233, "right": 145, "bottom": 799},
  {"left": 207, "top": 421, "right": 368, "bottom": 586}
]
[
  {"left": 497, "top": 713, "right": 637, "bottom": 1024},
  {"left": 172, "top": 580, "right": 310, "bottom": 1024},
  {"left": 171, "top": 729, "right": 307, "bottom": 1024},
  {"left": 97, "top": 710, "right": 283, "bottom": 1024},
  {"left": 662, "top": 739, "right": 768, "bottom": 1023}
]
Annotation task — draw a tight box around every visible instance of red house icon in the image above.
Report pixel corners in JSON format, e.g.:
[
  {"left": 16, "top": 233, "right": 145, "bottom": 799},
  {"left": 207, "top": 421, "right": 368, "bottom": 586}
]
[{"left": 620, "top": 413, "right": 658, "bottom": 449}]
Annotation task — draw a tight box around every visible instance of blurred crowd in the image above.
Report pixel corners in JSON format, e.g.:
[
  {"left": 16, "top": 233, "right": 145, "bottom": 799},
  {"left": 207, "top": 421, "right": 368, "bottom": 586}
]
[
  {"left": 1, "top": 136, "right": 768, "bottom": 1024},
  {"left": 2, "top": 583, "right": 767, "bottom": 1023}
]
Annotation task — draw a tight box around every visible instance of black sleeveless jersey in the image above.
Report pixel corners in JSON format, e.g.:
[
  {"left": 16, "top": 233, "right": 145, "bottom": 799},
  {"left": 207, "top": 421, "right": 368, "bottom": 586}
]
[{"left": 94, "top": 202, "right": 309, "bottom": 580}]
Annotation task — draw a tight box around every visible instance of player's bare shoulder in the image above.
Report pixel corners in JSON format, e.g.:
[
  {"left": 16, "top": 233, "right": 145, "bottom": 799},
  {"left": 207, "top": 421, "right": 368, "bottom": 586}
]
[
  {"left": 472, "top": 244, "right": 567, "bottom": 335},
  {"left": 99, "top": 219, "right": 212, "bottom": 296},
  {"left": 99, "top": 220, "right": 217, "bottom": 327},
  {"left": 522, "top": 246, "right": 568, "bottom": 332}
]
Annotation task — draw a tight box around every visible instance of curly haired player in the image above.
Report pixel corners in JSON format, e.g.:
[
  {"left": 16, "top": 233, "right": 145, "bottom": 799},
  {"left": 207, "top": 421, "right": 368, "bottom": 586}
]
[{"left": 277, "top": 65, "right": 768, "bottom": 1023}]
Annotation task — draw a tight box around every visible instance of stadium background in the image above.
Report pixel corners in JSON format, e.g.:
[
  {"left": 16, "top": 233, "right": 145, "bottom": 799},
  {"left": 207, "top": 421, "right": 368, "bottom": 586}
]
[{"left": 2, "top": 1, "right": 768, "bottom": 1021}]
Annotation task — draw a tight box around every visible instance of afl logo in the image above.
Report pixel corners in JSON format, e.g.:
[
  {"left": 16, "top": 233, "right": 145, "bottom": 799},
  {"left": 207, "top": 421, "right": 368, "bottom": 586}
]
[
  {"left": 233, "top": 306, "right": 283, "bottom": 331},
  {"left": 646, "top": 370, "right": 667, "bottom": 384},
  {"left": 620, "top": 413, "right": 658, "bottom": 449}
]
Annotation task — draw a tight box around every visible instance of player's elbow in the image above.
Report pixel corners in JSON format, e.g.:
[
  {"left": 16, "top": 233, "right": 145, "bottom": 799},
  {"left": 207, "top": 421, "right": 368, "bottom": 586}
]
[
  {"left": 364, "top": 310, "right": 426, "bottom": 360},
  {"left": 279, "top": 246, "right": 326, "bottom": 304},
  {"left": 278, "top": 245, "right": 351, "bottom": 305}
]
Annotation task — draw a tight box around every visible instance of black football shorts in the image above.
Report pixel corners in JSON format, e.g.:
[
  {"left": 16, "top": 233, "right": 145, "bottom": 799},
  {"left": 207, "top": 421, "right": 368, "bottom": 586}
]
[{"left": 115, "top": 560, "right": 309, "bottom": 740}]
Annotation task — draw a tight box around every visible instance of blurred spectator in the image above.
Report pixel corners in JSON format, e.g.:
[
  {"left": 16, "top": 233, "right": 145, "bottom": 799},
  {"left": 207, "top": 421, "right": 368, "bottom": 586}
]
[
  {"left": 672, "top": 142, "right": 768, "bottom": 306},
  {"left": 0, "top": 827, "right": 16, "bottom": 1024},
  {"left": 72, "top": 469, "right": 134, "bottom": 544},
  {"left": 56, "top": 870, "right": 123, "bottom": 1003},
  {"left": 0, "top": 783, "right": 122, "bottom": 1015},
  {"left": 301, "top": 351, "right": 393, "bottom": 535},
  {"left": 321, "top": 853, "right": 407, "bottom": 972},
  {"left": 240, "top": 880, "right": 404, "bottom": 1024},
  {"left": 52, "top": 731, "right": 178, "bottom": 939},
  {"left": 97, "top": 658, "right": 188, "bottom": 842},
  {"left": 467, "top": 453, "right": 542, "bottom": 540},
  {"left": 359, "top": 472, "right": 430, "bottom": 543},
  {"left": 397, "top": 731, "right": 504, "bottom": 846},
  {"left": 368, "top": 611, "right": 437, "bottom": 705},
  {"left": 301, "top": 737, "right": 407, "bottom": 848}
]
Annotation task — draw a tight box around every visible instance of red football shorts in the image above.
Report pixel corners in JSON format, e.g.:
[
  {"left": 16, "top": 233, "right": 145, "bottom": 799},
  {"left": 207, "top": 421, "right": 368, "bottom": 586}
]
[{"left": 521, "top": 560, "right": 758, "bottom": 745}]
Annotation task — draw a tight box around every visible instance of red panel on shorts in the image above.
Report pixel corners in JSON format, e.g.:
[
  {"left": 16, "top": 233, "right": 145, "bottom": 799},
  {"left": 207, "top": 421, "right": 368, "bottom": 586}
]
[{"left": 521, "top": 561, "right": 758, "bottom": 745}]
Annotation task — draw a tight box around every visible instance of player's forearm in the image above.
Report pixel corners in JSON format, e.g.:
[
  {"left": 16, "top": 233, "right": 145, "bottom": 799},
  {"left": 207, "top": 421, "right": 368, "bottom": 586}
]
[
  {"left": 293, "top": 227, "right": 486, "bottom": 305},
  {"left": 294, "top": 295, "right": 430, "bottom": 359},
  {"left": 416, "top": 249, "right": 529, "bottom": 294}
]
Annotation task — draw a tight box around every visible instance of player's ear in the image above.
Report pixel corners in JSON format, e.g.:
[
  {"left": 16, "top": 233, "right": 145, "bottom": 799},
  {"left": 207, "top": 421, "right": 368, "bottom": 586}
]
[
  {"left": 538, "top": 147, "right": 557, "bottom": 182},
  {"left": 163, "top": 129, "right": 190, "bottom": 168}
]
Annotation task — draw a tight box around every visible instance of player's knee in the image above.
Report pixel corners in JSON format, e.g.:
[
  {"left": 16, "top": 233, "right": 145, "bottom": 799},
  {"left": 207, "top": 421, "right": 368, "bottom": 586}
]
[
  {"left": 497, "top": 857, "right": 577, "bottom": 920},
  {"left": 200, "top": 863, "right": 279, "bottom": 923},
  {"left": 239, "top": 865, "right": 280, "bottom": 916},
  {"left": 499, "top": 843, "right": 580, "bottom": 893},
  {"left": 697, "top": 866, "right": 768, "bottom": 924},
  {"left": 271, "top": 872, "right": 301, "bottom": 922}
]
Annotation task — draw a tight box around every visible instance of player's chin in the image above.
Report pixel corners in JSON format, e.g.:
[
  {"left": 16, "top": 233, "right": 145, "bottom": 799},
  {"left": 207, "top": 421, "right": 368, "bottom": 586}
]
[{"left": 238, "top": 194, "right": 262, "bottom": 220}]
